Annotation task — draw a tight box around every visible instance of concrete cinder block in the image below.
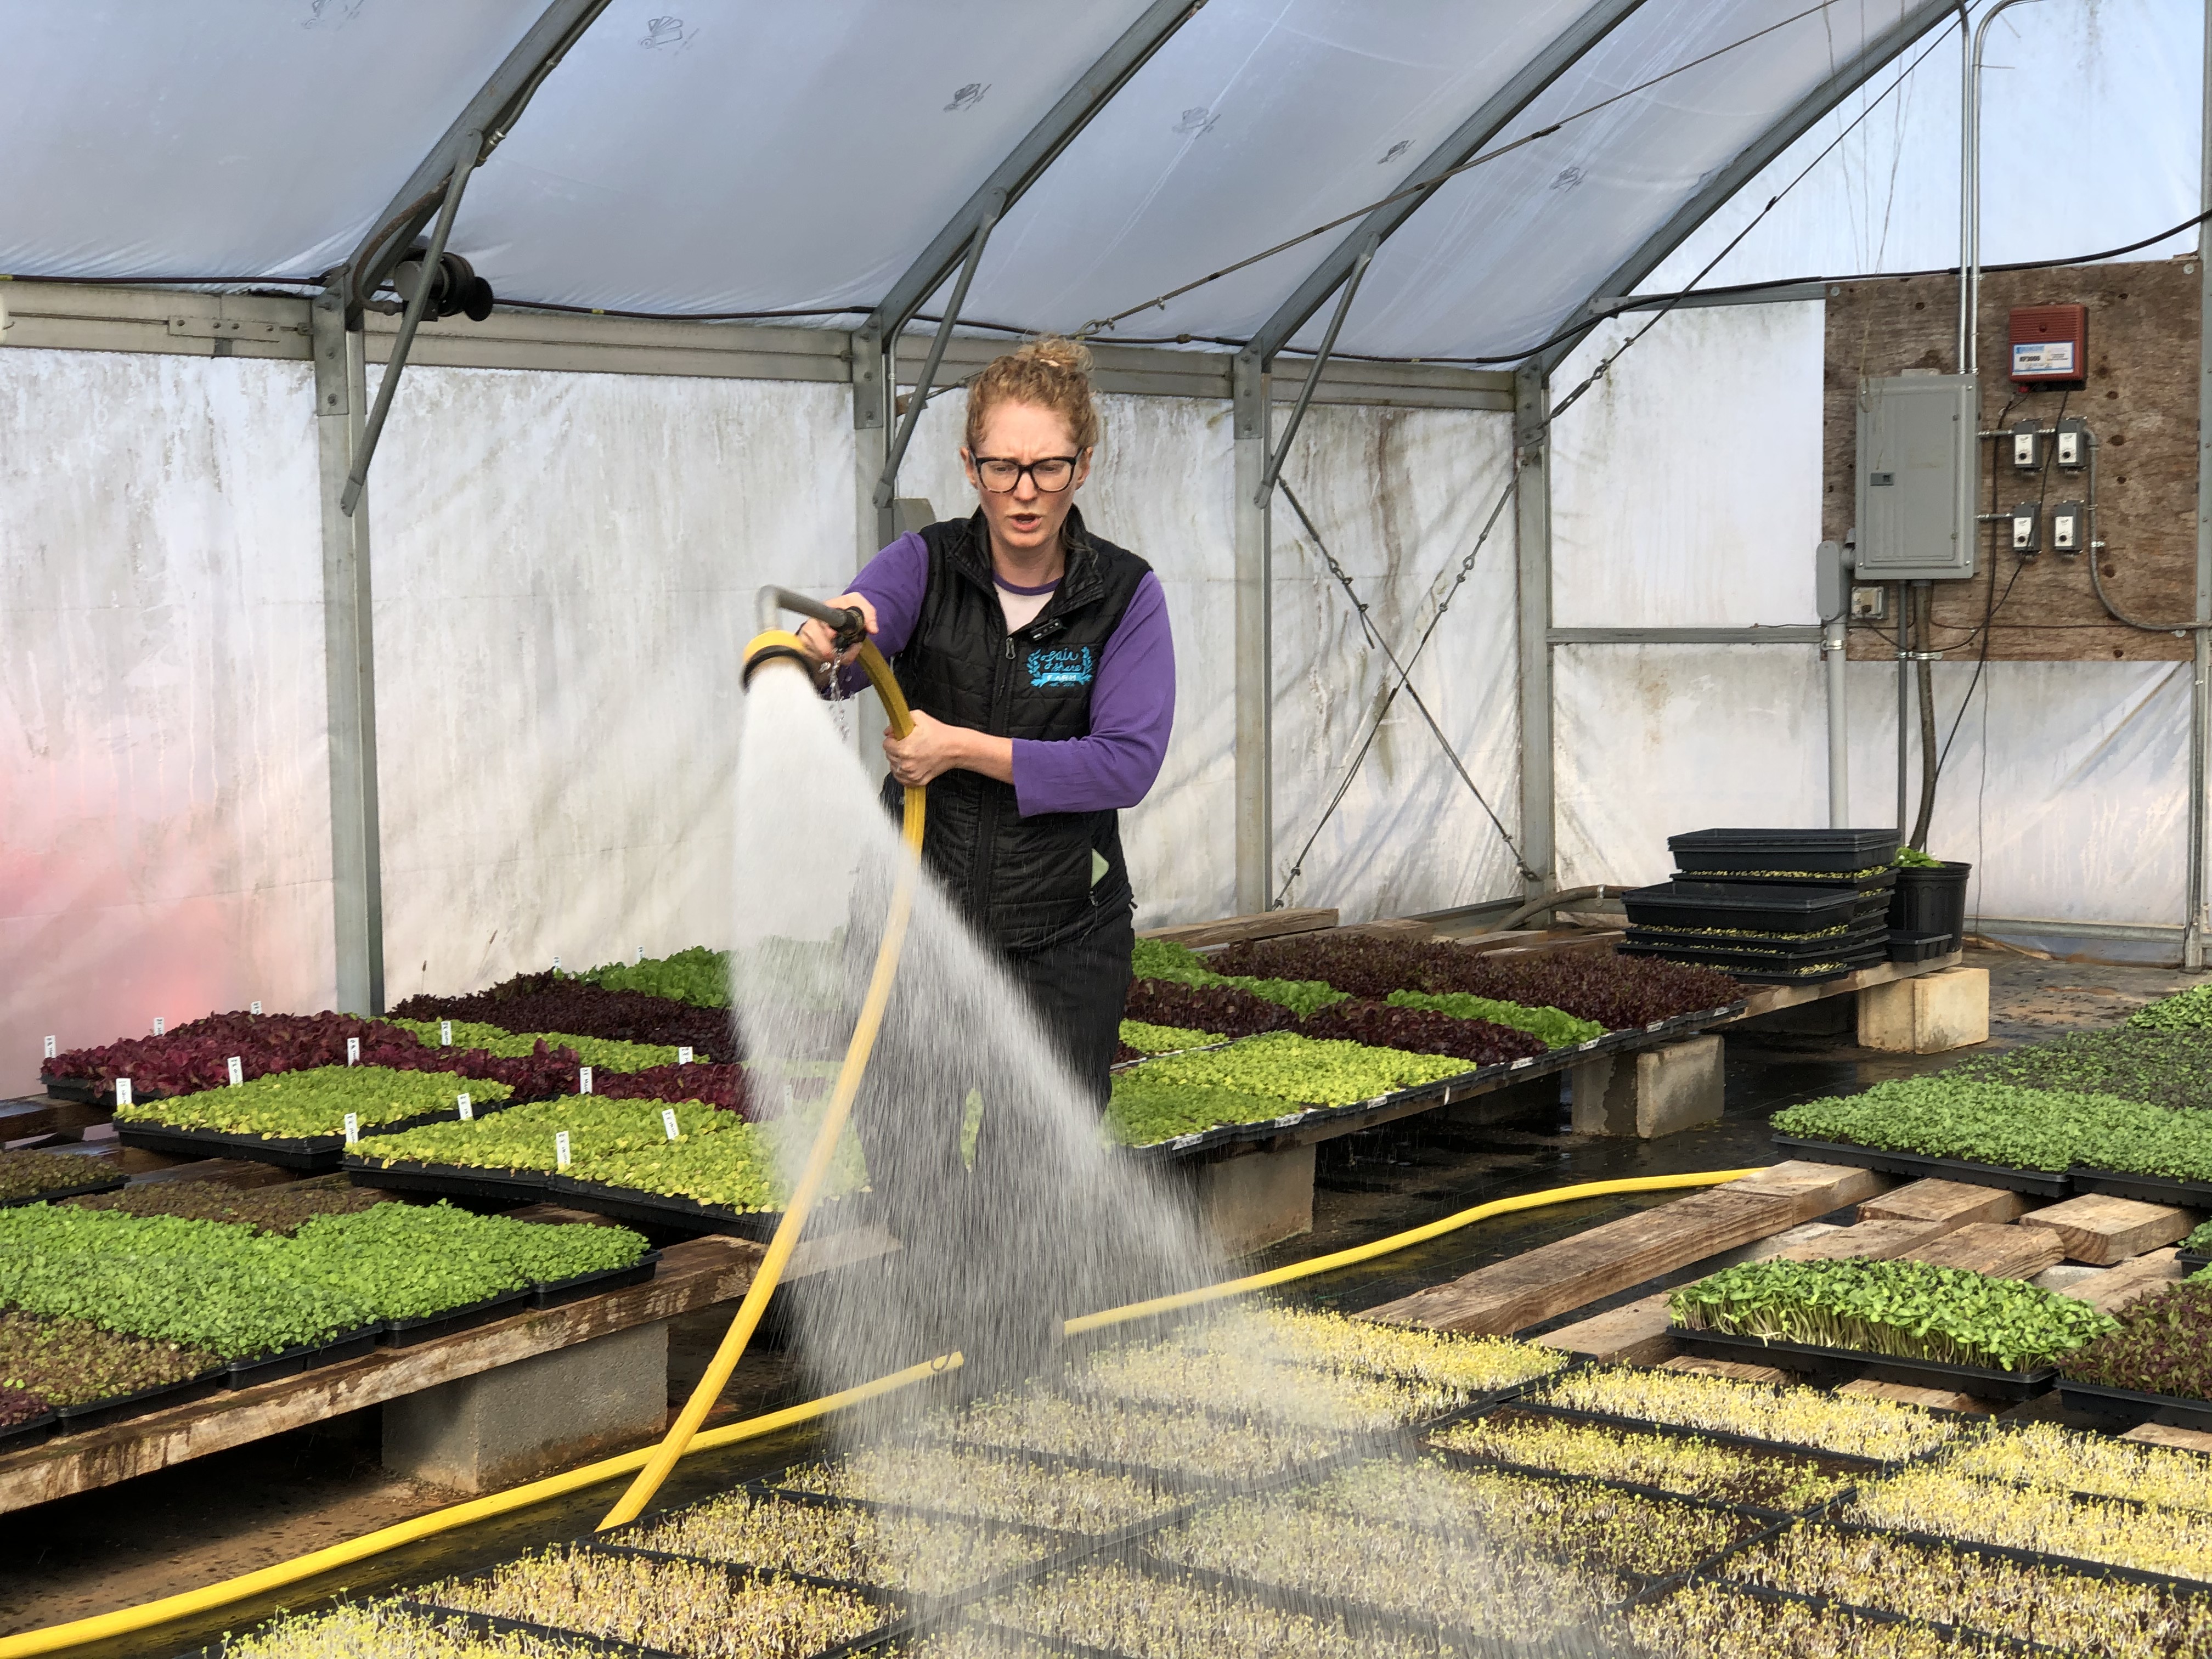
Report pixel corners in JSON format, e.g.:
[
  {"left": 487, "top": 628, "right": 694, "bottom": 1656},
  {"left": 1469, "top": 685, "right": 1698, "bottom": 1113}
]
[
  {"left": 1570, "top": 1037, "right": 1724, "bottom": 1139},
  {"left": 1194, "top": 1143, "right": 1315, "bottom": 1256},
  {"left": 382, "top": 1321, "right": 668, "bottom": 1493},
  {"left": 1858, "top": 967, "right": 1989, "bottom": 1054}
]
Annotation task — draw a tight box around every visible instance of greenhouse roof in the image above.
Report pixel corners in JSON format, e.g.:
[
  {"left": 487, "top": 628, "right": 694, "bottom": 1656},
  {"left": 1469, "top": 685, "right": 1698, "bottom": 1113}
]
[{"left": 0, "top": 0, "right": 2181, "bottom": 366}]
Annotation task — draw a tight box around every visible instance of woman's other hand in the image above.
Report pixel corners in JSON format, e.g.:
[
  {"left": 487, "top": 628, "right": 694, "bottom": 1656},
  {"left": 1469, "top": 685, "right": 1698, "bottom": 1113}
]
[{"left": 883, "top": 710, "right": 1013, "bottom": 788}]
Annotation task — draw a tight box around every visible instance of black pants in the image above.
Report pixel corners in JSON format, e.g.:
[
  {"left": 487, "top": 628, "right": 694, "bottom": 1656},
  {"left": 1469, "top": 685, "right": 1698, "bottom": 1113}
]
[{"left": 839, "top": 895, "right": 1135, "bottom": 1387}]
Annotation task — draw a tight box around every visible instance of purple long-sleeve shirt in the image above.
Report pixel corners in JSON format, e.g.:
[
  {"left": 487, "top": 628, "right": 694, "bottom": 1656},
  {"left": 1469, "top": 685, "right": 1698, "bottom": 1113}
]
[{"left": 842, "top": 532, "right": 1175, "bottom": 817}]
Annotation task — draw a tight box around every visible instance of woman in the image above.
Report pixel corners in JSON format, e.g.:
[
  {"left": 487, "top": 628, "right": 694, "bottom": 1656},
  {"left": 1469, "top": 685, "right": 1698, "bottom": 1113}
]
[
  {"left": 798, "top": 336, "right": 1173, "bottom": 1385},
  {"left": 802, "top": 336, "right": 1173, "bottom": 1103}
]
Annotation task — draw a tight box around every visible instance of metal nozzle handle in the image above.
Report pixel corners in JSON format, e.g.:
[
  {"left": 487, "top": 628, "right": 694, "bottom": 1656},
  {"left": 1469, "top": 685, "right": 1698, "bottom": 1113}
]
[{"left": 758, "top": 586, "right": 866, "bottom": 651}]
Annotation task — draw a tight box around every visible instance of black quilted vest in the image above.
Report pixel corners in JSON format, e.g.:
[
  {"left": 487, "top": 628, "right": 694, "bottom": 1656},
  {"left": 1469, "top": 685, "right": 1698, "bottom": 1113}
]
[{"left": 883, "top": 507, "right": 1152, "bottom": 953}]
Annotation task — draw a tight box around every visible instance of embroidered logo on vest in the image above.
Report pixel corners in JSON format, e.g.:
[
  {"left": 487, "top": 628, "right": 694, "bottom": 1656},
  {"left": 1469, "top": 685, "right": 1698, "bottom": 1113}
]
[{"left": 1026, "top": 646, "right": 1096, "bottom": 688}]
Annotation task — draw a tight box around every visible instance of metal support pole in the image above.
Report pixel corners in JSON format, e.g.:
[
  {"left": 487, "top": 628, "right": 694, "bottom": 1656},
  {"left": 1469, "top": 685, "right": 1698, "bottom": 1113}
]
[
  {"left": 1514, "top": 365, "right": 1555, "bottom": 905},
  {"left": 341, "top": 131, "right": 483, "bottom": 515},
  {"left": 1255, "top": 235, "right": 1377, "bottom": 505},
  {"left": 1233, "top": 351, "right": 1273, "bottom": 913},
  {"left": 2188, "top": 0, "right": 2212, "bottom": 969},
  {"left": 874, "top": 191, "right": 1003, "bottom": 513},
  {"left": 1895, "top": 583, "right": 1910, "bottom": 839},
  {"left": 312, "top": 294, "right": 385, "bottom": 1014},
  {"left": 853, "top": 327, "right": 893, "bottom": 786}
]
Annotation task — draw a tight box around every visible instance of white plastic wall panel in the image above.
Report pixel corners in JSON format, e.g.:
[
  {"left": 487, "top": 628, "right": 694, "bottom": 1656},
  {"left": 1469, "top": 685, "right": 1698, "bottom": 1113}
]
[
  {"left": 963, "top": 0, "right": 1596, "bottom": 343},
  {"left": 1319, "top": 0, "right": 1921, "bottom": 360},
  {"left": 0, "top": 350, "right": 329, "bottom": 1098},
  {"left": 1843, "top": 660, "right": 2187, "bottom": 929},
  {"left": 1268, "top": 407, "right": 1522, "bottom": 922},
  {"left": 1647, "top": 0, "right": 2201, "bottom": 294},
  {"left": 456, "top": 0, "right": 1153, "bottom": 315},
  {"left": 366, "top": 367, "right": 856, "bottom": 1001},
  {"left": 0, "top": 3, "right": 540, "bottom": 281},
  {"left": 875, "top": 390, "right": 1242, "bottom": 930},
  {"left": 1554, "top": 644, "right": 1828, "bottom": 891},
  {"left": 1550, "top": 301, "right": 1822, "bottom": 628}
]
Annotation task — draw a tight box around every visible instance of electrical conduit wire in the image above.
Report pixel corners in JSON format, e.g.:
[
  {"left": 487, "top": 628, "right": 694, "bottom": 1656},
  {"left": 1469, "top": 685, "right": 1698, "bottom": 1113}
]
[
  {"left": 595, "top": 633, "right": 924, "bottom": 1532},
  {"left": 0, "top": 1168, "right": 1760, "bottom": 1656}
]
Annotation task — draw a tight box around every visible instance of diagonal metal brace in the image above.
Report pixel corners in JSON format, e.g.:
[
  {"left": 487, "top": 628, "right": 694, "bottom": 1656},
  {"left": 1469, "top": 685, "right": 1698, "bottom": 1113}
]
[
  {"left": 1254, "top": 233, "right": 1377, "bottom": 507},
  {"left": 874, "top": 191, "right": 1003, "bottom": 511}
]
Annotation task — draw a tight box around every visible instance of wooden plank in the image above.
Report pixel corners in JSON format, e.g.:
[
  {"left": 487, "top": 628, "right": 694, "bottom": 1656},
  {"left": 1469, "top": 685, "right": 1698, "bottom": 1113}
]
[
  {"left": 1482, "top": 932, "right": 1624, "bottom": 960},
  {"left": 2063, "top": 1246, "right": 2187, "bottom": 1315},
  {"left": 2015, "top": 1194, "right": 2197, "bottom": 1265},
  {"left": 1906, "top": 1221, "right": 2066, "bottom": 1282},
  {"left": 1329, "top": 918, "right": 1437, "bottom": 941},
  {"left": 1361, "top": 1164, "right": 1889, "bottom": 1335},
  {"left": 1773, "top": 1217, "right": 1954, "bottom": 1262},
  {"left": 1860, "top": 1180, "right": 2030, "bottom": 1228},
  {"left": 1137, "top": 908, "right": 1336, "bottom": 949},
  {"left": 1724, "top": 955, "right": 1961, "bottom": 1021},
  {"left": 2121, "top": 1421, "right": 2212, "bottom": 1455},
  {"left": 1836, "top": 1378, "right": 1998, "bottom": 1414},
  {"left": 0, "top": 1234, "right": 763, "bottom": 1514},
  {"left": 1663, "top": 1356, "right": 1791, "bottom": 1385}
]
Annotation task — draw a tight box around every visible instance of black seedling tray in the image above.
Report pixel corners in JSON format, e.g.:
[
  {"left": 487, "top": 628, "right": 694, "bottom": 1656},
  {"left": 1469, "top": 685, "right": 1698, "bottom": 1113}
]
[
  {"left": 2179, "top": 1248, "right": 2210, "bottom": 1273},
  {"left": 1671, "top": 1327, "right": 2058, "bottom": 1402},
  {"left": 1668, "top": 827, "right": 1900, "bottom": 873},
  {"left": 549, "top": 1175, "right": 785, "bottom": 1241},
  {"left": 1671, "top": 867, "right": 1899, "bottom": 893},
  {"left": 1, "top": 1172, "right": 129, "bottom": 1207},
  {"left": 343, "top": 1154, "right": 552, "bottom": 1206},
  {"left": 0, "top": 1409, "right": 57, "bottom": 1448},
  {"left": 227, "top": 1323, "right": 382, "bottom": 1389},
  {"left": 38, "top": 1073, "right": 173, "bottom": 1105},
  {"left": 53, "top": 1364, "right": 230, "bottom": 1430},
  {"left": 119, "top": 1101, "right": 514, "bottom": 1175},
  {"left": 1622, "top": 922, "right": 1886, "bottom": 961},
  {"left": 1770, "top": 1133, "right": 2072, "bottom": 1199},
  {"left": 1623, "top": 881, "right": 1863, "bottom": 934},
  {"left": 1888, "top": 929, "right": 1954, "bottom": 962},
  {"left": 382, "top": 1288, "right": 532, "bottom": 1348},
  {"left": 532, "top": 1250, "right": 662, "bottom": 1310},
  {"left": 2069, "top": 1167, "right": 2212, "bottom": 1208},
  {"left": 1621, "top": 944, "right": 1882, "bottom": 983},
  {"left": 2056, "top": 1377, "right": 2212, "bottom": 1433}
]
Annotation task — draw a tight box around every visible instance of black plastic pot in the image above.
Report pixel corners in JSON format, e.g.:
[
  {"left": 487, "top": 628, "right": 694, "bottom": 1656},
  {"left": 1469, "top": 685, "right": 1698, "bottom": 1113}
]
[
  {"left": 1889, "top": 861, "right": 1972, "bottom": 949},
  {"left": 1769, "top": 1132, "right": 2072, "bottom": 1198},
  {"left": 1672, "top": 1327, "right": 2058, "bottom": 1402}
]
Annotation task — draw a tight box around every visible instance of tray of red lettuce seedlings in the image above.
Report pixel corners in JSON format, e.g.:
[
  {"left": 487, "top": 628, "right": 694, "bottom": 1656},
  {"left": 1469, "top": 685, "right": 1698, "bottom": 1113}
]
[
  {"left": 390, "top": 972, "right": 733, "bottom": 1059},
  {"left": 1212, "top": 935, "right": 1740, "bottom": 1030},
  {"left": 590, "top": 1060, "right": 756, "bottom": 1119},
  {"left": 1294, "top": 1000, "right": 1547, "bottom": 1066},
  {"left": 2057, "top": 1278, "right": 2212, "bottom": 1426},
  {"left": 1124, "top": 978, "right": 1296, "bottom": 1039}
]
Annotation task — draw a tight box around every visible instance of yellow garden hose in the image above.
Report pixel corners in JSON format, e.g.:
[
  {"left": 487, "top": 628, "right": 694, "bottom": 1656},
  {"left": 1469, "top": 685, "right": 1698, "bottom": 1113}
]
[
  {"left": 596, "top": 633, "right": 925, "bottom": 1531},
  {"left": 0, "top": 1165, "right": 1754, "bottom": 1657}
]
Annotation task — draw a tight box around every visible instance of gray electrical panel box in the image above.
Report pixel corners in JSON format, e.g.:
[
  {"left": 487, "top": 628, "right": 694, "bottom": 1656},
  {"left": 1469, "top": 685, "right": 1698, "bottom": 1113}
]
[{"left": 1853, "top": 374, "right": 1979, "bottom": 582}]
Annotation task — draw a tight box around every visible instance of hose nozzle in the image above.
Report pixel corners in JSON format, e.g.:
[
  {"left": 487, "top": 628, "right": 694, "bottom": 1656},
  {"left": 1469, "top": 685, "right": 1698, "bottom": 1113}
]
[{"left": 741, "top": 628, "right": 815, "bottom": 689}]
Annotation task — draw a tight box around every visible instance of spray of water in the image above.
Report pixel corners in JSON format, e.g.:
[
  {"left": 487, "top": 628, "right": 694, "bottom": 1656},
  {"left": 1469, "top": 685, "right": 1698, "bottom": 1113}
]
[{"left": 726, "top": 666, "right": 1626, "bottom": 1656}]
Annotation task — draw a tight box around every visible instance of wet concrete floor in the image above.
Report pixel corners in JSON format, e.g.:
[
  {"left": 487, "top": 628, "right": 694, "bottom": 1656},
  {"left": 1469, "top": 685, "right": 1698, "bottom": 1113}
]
[{"left": 1, "top": 947, "right": 2192, "bottom": 1653}]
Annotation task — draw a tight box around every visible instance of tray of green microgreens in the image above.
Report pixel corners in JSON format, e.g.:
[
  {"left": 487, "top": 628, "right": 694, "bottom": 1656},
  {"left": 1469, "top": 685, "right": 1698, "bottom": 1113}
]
[
  {"left": 0, "top": 1147, "right": 127, "bottom": 1208},
  {"left": 346, "top": 1094, "right": 862, "bottom": 1239},
  {"left": 113, "top": 1065, "right": 518, "bottom": 1171},
  {"left": 1667, "top": 1258, "right": 2117, "bottom": 1400}
]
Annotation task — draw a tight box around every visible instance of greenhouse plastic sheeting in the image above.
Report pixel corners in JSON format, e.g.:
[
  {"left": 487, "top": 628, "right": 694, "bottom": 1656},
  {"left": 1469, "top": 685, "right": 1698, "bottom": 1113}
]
[
  {"left": 0, "top": 350, "right": 331, "bottom": 1098},
  {"left": 1550, "top": 302, "right": 1823, "bottom": 629},
  {"left": 0, "top": 0, "right": 1970, "bottom": 362}
]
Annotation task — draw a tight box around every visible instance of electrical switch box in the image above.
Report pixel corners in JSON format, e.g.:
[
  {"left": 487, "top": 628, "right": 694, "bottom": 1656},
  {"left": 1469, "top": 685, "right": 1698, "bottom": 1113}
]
[
  {"left": 2009, "top": 304, "right": 2087, "bottom": 387},
  {"left": 1854, "top": 374, "right": 1980, "bottom": 581},
  {"left": 2010, "top": 502, "right": 2042, "bottom": 556},
  {"left": 2009, "top": 419, "right": 2043, "bottom": 471},
  {"left": 2051, "top": 499, "right": 2086, "bottom": 554},
  {"left": 1850, "top": 585, "right": 1887, "bottom": 620},
  {"left": 2055, "top": 416, "right": 2089, "bottom": 471}
]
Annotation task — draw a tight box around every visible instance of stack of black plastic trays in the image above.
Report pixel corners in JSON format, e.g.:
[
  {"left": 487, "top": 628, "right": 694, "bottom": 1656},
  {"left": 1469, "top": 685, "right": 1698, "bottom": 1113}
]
[{"left": 1619, "top": 828, "right": 1899, "bottom": 984}]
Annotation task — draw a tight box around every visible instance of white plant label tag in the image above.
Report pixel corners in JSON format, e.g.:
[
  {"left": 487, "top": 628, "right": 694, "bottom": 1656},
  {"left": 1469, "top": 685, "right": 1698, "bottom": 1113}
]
[
  {"left": 114, "top": 1077, "right": 133, "bottom": 1107},
  {"left": 439, "top": 1020, "right": 453, "bottom": 1047},
  {"left": 227, "top": 1056, "right": 244, "bottom": 1087},
  {"left": 42, "top": 1035, "right": 55, "bottom": 1060},
  {"left": 636, "top": 946, "right": 645, "bottom": 964},
  {"left": 346, "top": 1036, "right": 361, "bottom": 1065},
  {"left": 578, "top": 1065, "right": 594, "bottom": 1095},
  {"left": 458, "top": 1093, "right": 473, "bottom": 1121},
  {"left": 555, "top": 1130, "right": 572, "bottom": 1170},
  {"left": 661, "top": 1108, "right": 680, "bottom": 1141},
  {"left": 251, "top": 1001, "right": 263, "bottom": 1015},
  {"left": 676, "top": 1046, "right": 693, "bottom": 1066},
  {"left": 343, "top": 1112, "right": 359, "bottom": 1146},
  {"left": 551, "top": 954, "right": 562, "bottom": 972},
  {"left": 152, "top": 1015, "right": 165, "bottom": 1036}
]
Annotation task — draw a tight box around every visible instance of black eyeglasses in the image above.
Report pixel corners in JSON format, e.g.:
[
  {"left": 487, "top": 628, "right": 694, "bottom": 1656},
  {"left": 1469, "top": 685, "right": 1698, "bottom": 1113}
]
[{"left": 971, "top": 454, "right": 1080, "bottom": 493}]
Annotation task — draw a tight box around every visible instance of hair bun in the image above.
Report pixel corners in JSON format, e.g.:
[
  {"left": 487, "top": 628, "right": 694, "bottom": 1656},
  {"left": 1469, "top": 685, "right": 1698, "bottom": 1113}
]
[{"left": 1015, "top": 335, "right": 1093, "bottom": 377}]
